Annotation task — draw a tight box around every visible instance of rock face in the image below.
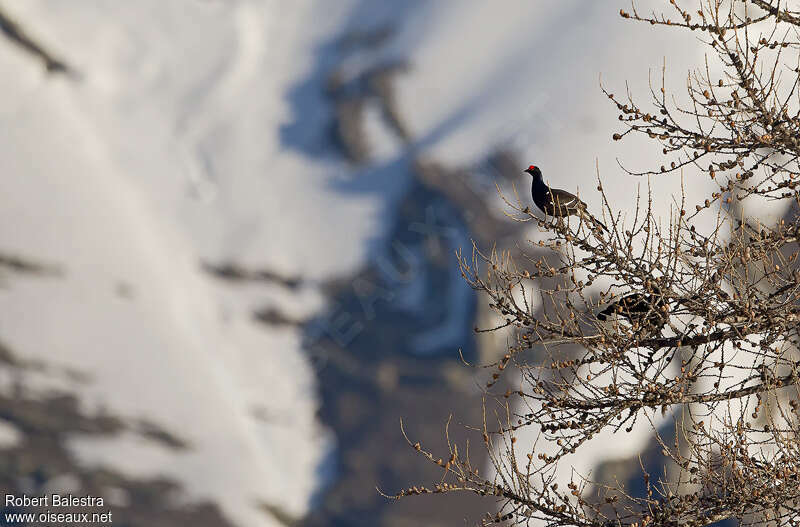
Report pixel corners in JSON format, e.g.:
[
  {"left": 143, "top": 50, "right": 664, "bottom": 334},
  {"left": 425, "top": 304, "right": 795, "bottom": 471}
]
[
  {"left": 0, "top": 6, "right": 71, "bottom": 74},
  {"left": 290, "top": 22, "right": 539, "bottom": 525},
  {"left": 0, "top": 3, "right": 705, "bottom": 527},
  {"left": 0, "top": 341, "right": 235, "bottom": 527},
  {"left": 0, "top": 7, "right": 536, "bottom": 524}
]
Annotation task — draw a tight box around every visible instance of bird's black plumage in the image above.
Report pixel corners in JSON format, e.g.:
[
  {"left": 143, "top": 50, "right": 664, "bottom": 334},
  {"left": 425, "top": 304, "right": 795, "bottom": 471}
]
[
  {"left": 524, "top": 165, "right": 608, "bottom": 232},
  {"left": 597, "top": 293, "right": 668, "bottom": 333}
]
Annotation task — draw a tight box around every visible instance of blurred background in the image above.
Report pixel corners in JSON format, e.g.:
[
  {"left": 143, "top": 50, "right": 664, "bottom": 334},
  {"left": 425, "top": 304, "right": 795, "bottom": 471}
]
[{"left": 0, "top": 1, "right": 718, "bottom": 526}]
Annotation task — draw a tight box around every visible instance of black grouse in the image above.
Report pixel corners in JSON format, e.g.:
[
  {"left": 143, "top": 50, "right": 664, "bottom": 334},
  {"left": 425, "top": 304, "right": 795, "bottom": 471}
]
[
  {"left": 597, "top": 293, "right": 668, "bottom": 333},
  {"left": 525, "top": 165, "right": 608, "bottom": 232}
]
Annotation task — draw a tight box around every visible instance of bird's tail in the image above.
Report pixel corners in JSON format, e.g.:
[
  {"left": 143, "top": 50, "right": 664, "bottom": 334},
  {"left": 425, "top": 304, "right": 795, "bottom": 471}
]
[
  {"left": 596, "top": 306, "right": 613, "bottom": 321},
  {"left": 593, "top": 217, "right": 609, "bottom": 233},
  {"left": 578, "top": 209, "right": 609, "bottom": 233}
]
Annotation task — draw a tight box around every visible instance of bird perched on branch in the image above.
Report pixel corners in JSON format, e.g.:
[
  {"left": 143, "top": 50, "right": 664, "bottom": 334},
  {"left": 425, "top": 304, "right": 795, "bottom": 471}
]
[
  {"left": 525, "top": 165, "right": 608, "bottom": 232},
  {"left": 597, "top": 293, "right": 668, "bottom": 333}
]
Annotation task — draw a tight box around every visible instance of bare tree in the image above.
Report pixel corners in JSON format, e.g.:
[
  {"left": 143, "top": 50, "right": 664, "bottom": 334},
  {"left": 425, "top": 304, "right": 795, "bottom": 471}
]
[{"left": 389, "top": 2, "right": 800, "bottom": 526}]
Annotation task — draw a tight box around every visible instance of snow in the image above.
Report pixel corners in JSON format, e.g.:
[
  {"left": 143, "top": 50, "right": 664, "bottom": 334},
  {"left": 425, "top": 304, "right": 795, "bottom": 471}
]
[
  {"left": 0, "top": 420, "right": 22, "bottom": 449},
  {"left": 391, "top": 0, "right": 717, "bottom": 225},
  {"left": 0, "top": 0, "right": 379, "bottom": 525},
  {"left": 0, "top": 0, "right": 775, "bottom": 524}
]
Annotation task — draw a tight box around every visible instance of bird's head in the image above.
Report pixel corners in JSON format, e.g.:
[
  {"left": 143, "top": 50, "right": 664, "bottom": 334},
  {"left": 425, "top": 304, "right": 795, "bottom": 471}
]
[{"left": 524, "top": 165, "right": 543, "bottom": 180}]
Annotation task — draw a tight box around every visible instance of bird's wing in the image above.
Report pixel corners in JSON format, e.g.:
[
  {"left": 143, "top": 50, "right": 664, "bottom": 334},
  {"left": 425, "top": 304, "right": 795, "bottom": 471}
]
[{"left": 548, "top": 189, "right": 585, "bottom": 209}]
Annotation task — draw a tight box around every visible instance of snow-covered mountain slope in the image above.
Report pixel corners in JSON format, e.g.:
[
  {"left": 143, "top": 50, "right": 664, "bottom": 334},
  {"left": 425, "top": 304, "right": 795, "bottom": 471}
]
[
  {"left": 392, "top": 1, "right": 714, "bottom": 221},
  {"left": 0, "top": 1, "right": 753, "bottom": 525},
  {"left": 0, "top": 1, "right": 387, "bottom": 525}
]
